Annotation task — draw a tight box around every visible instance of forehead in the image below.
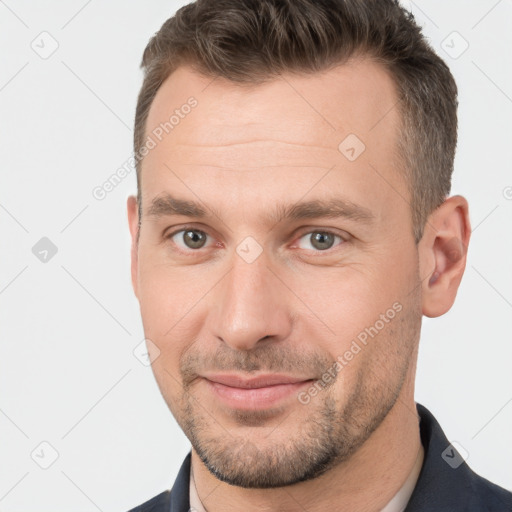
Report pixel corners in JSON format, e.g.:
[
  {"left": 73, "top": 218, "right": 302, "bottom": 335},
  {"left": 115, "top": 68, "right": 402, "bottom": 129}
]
[
  {"left": 140, "top": 59, "right": 406, "bottom": 226},
  {"left": 144, "top": 58, "right": 400, "bottom": 151}
]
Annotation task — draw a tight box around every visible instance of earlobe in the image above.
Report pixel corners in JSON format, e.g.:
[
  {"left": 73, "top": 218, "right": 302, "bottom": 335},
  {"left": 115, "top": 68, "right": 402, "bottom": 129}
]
[
  {"left": 419, "top": 195, "right": 471, "bottom": 318},
  {"left": 127, "top": 195, "right": 140, "bottom": 298}
]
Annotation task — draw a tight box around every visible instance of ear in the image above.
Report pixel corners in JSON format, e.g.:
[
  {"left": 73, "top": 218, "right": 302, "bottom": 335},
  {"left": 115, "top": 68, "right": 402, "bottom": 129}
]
[
  {"left": 418, "top": 195, "right": 471, "bottom": 318},
  {"left": 127, "top": 195, "right": 140, "bottom": 298}
]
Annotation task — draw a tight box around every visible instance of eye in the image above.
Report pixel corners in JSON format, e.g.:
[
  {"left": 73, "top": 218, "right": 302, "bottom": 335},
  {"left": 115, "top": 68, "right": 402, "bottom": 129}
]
[
  {"left": 169, "top": 228, "right": 211, "bottom": 250},
  {"left": 296, "top": 230, "right": 344, "bottom": 251}
]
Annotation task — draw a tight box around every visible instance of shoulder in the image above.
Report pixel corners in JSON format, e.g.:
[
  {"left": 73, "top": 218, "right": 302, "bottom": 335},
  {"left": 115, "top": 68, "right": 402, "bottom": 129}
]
[
  {"left": 407, "top": 404, "right": 512, "bottom": 511},
  {"left": 467, "top": 471, "right": 512, "bottom": 511},
  {"left": 126, "top": 490, "right": 171, "bottom": 512},
  {"left": 126, "top": 453, "right": 191, "bottom": 512}
]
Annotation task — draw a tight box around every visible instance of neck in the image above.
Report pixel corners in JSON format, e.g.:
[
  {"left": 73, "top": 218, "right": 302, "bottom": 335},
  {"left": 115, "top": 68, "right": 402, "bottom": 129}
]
[{"left": 191, "top": 379, "right": 423, "bottom": 512}]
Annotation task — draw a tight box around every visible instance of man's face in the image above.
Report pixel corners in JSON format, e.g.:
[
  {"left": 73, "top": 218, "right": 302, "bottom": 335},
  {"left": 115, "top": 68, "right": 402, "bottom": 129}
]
[{"left": 129, "top": 60, "right": 423, "bottom": 487}]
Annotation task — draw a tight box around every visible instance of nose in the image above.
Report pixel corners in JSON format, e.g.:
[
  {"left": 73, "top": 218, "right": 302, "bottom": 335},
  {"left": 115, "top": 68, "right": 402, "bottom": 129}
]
[{"left": 208, "top": 252, "right": 294, "bottom": 352}]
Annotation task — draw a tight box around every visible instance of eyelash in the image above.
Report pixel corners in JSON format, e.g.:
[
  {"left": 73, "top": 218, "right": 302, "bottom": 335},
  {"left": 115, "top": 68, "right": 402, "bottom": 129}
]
[{"left": 166, "top": 226, "right": 346, "bottom": 255}]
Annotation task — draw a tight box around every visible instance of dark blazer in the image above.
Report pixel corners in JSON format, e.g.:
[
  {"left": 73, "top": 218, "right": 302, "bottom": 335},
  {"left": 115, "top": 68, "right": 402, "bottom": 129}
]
[{"left": 128, "top": 404, "right": 512, "bottom": 511}]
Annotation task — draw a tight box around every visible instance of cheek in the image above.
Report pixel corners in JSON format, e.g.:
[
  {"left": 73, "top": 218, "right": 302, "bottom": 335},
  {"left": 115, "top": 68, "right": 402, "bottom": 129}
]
[
  {"left": 137, "top": 253, "right": 211, "bottom": 335},
  {"left": 136, "top": 256, "right": 215, "bottom": 383},
  {"left": 150, "top": 356, "right": 186, "bottom": 421},
  {"left": 291, "top": 254, "right": 417, "bottom": 360}
]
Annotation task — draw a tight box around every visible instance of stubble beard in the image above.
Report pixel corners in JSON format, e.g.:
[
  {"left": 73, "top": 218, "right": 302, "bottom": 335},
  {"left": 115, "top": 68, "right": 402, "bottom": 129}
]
[{"left": 168, "top": 293, "right": 421, "bottom": 489}]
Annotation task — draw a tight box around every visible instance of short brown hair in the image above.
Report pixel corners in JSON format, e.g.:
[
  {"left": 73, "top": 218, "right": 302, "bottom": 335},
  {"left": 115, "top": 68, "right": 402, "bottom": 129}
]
[{"left": 134, "top": 0, "right": 458, "bottom": 242}]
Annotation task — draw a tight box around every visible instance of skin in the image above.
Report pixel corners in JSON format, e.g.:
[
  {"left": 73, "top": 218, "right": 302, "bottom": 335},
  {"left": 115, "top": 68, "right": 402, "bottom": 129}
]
[{"left": 127, "top": 59, "right": 471, "bottom": 511}]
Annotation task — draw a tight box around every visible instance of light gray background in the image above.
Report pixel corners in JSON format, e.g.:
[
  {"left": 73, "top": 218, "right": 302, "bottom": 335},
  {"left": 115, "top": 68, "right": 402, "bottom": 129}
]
[{"left": 0, "top": 1, "right": 511, "bottom": 510}]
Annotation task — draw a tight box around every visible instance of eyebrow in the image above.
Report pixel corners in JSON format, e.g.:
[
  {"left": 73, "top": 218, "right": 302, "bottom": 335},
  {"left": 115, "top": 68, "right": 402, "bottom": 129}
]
[
  {"left": 147, "top": 193, "right": 375, "bottom": 225},
  {"left": 270, "top": 198, "right": 375, "bottom": 224},
  {"left": 148, "top": 194, "right": 209, "bottom": 218}
]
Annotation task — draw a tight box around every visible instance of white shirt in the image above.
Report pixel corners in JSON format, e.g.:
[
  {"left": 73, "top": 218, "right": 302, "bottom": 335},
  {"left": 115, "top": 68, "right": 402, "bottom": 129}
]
[{"left": 189, "top": 446, "right": 424, "bottom": 512}]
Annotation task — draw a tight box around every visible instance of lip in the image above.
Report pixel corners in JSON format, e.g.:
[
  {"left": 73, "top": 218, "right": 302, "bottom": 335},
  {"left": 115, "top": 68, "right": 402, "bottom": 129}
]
[
  {"left": 202, "top": 373, "right": 311, "bottom": 388},
  {"left": 201, "top": 373, "right": 314, "bottom": 410}
]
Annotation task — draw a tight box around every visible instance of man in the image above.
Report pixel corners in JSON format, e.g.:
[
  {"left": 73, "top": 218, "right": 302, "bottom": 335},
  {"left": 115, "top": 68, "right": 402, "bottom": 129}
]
[{"left": 126, "top": 0, "right": 512, "bottom": 510}]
